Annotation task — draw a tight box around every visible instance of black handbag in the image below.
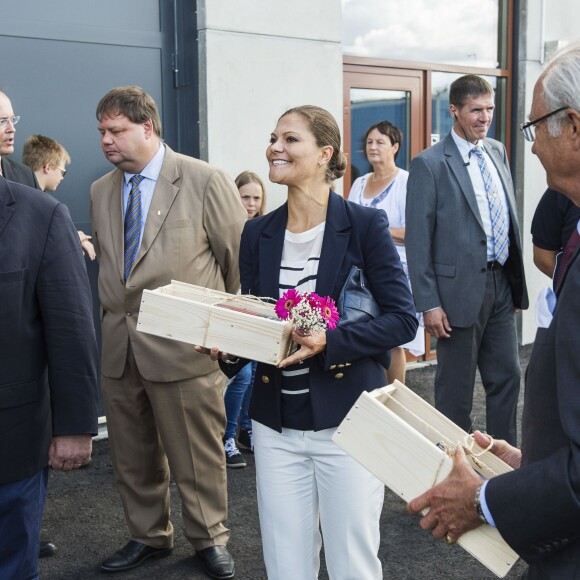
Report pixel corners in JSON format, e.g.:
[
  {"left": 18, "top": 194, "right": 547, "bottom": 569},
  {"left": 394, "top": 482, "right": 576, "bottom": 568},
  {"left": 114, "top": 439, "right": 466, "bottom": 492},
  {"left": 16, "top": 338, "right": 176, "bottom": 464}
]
[{"left": 337, "top": 266, "right": 391, "bottom": 369}]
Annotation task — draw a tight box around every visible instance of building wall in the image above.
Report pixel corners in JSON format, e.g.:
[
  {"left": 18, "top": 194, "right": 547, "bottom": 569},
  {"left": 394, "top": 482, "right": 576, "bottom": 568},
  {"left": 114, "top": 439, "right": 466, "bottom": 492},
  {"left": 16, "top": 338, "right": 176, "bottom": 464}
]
[
  {"left": 197, "top": 0, "right": 343, "bottom": 209},
  {"left": 518, "top": 0, "right": 580, "bottom": 343},
  {"left": 197, "top": 0, "right": 579, "bottom": 346}
]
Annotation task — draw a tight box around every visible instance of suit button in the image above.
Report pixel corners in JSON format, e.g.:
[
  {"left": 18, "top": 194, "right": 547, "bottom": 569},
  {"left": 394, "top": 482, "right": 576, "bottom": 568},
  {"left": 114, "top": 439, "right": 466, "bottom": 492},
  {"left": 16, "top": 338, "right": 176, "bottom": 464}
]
[
  {"left": 481, "top": 240, "right": 486, "bottom": 245},
  {"left": 261, "top": 375, "right": 270, "bottom": 384},
  {"left": 334, "top": 373, "right": 344, "bottom": 379},
  {"left": 126, "top": 311, "right": 132, "bottom": 317},
  {"left": 481, "top": 268, "right": 486, "bottom": 273},
  {"left": 329, "top": 365, "right": 337, "bottom": 370}
]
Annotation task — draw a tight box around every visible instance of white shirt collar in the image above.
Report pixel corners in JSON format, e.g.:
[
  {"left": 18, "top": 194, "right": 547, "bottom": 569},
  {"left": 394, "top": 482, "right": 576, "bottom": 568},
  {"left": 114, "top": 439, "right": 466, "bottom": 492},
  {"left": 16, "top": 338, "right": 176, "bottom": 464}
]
[{"left": 451, "top": 128, "right": 483, "bottom": 163}]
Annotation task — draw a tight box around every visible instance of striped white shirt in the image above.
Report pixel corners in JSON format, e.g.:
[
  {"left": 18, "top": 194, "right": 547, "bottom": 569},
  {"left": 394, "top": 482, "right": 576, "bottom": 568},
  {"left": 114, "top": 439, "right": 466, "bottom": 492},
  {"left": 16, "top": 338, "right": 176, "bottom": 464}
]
[{"left": 278, "top": 222, "right": 325, "bottom": 429}]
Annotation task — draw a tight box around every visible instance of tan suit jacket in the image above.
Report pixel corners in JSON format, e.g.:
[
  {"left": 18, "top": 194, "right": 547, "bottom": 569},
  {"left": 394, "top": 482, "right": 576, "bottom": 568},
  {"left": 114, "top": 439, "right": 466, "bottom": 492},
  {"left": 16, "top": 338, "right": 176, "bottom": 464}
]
[{"left": 90, "top": 145, "right": 247, "bottom": 382}]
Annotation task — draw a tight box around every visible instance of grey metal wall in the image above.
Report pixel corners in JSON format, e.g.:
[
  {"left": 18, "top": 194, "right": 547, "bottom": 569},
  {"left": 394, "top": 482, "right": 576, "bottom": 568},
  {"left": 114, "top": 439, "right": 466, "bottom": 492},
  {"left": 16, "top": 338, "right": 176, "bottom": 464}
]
[{"left": 0, "top": 0, "right": 198, "bottom": 414}]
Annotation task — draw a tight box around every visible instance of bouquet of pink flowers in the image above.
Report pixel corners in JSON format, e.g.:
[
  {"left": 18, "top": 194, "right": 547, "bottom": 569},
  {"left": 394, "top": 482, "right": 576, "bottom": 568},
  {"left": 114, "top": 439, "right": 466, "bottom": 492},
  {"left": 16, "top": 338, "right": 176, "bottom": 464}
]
[{"left": 275, "top": 289, "right": 340, "bottom": 335}]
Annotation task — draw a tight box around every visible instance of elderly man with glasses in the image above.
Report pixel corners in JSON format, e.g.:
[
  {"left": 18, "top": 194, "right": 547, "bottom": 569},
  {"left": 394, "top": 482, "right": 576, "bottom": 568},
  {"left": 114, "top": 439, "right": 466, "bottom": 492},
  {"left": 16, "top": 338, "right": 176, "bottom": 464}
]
[
  {"left": 0, "top": 90, "right": 63, "bottom": 560},
  {"left": 0, "top": 90, "right": 39, "bottom": 188},
  {"left": 408, "top": 41, "right": 580, "bottom": 580}
]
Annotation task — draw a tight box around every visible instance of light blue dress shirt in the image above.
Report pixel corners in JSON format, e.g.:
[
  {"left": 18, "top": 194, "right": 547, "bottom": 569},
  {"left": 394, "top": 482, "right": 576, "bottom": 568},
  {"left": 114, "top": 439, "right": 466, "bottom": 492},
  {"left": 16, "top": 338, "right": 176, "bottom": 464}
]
[
  {"left": 123, "top": 143, "right": 166, "bottom": 254},
  {"left": 451, "top": 129, "right": 511, "bottom": 262}
]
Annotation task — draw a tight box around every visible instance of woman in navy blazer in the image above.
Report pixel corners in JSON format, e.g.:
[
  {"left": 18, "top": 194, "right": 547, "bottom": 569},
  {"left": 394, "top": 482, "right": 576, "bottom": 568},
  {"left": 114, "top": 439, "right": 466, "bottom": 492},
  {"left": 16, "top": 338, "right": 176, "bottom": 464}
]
[{"left": 214, "top": 106, "right": 417, "bottom": 579}]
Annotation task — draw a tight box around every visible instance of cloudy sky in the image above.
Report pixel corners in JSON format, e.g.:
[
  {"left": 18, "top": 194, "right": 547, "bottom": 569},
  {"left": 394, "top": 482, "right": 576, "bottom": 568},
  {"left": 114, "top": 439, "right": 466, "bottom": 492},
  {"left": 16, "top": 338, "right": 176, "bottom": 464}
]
[{"left": 342, "top": 0, "right": 500, "bottom": 69}]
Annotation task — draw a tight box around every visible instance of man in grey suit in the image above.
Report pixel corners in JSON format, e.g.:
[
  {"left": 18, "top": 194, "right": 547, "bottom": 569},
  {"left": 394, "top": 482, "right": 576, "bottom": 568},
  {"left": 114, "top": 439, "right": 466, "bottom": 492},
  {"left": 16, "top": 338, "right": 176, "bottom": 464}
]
[
  {"left": 406, "top": 75, "right": 528, "bottom": 445},
  {"left": 0, "top": 90, "right": 39, "bottom": 188},
  {"left": 408, "top": 42, "right": 580, "bottom": 579}
]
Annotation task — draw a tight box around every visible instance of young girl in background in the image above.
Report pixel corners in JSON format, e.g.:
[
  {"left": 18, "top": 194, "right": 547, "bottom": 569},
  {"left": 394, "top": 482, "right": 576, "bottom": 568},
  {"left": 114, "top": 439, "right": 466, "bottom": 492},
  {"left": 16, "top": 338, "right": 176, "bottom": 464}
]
[{"left": 223, "top": 171, "right": 267, "bottom": 467}]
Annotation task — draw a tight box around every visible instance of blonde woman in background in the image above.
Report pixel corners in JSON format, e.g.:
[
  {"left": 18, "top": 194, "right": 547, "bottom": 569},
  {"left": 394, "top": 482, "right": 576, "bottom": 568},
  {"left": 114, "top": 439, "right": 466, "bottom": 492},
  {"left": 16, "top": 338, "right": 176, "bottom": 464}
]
[{"left": 223, "top": 171, "right": 267, "bottom": 467}]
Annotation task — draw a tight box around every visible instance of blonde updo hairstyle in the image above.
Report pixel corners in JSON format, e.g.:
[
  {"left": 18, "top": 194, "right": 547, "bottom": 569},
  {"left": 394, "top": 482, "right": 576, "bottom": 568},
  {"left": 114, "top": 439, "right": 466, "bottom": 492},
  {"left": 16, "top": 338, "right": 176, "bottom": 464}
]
[{"left": 280, "top": 105, "right": 347, "bottom": 184}]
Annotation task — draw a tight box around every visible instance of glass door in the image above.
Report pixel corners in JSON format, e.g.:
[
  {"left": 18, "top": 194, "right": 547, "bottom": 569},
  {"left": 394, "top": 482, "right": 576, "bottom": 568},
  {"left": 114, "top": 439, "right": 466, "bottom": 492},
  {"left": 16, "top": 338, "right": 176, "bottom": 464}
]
[
  {"left": 343, "top": 66, "right": 436, "bottom": 360},
  {"left": 343, "top": 66, "right": 424, "bottom": 192},
  {"left": 350, "top": 88, "right": 411, "bottom": 181}
]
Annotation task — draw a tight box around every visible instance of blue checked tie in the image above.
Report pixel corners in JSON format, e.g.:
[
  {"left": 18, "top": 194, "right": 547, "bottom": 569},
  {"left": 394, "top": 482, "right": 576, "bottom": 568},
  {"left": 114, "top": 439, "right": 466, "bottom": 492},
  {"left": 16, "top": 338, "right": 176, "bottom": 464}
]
[
  {"left": 471, "top": 148, "right": 509, "bottom": 265},
  {"left": 124, "top": 174, "right": 144, "bottom": 281}
]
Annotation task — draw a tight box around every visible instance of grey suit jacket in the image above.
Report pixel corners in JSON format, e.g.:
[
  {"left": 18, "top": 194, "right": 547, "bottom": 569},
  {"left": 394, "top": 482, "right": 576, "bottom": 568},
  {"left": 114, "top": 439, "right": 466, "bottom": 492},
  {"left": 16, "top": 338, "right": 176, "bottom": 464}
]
[
  {"left": 90, "top": 145, "right": 247, "bottom": 382},
  {"left": 486, "top": 248, "right": 580, "bottom": 574},
  {"left": 405, "top": 132, "right": 528, "bottom": 327},
  {"left": 1, "top": 156, "right": 40, "bottom": 189}
]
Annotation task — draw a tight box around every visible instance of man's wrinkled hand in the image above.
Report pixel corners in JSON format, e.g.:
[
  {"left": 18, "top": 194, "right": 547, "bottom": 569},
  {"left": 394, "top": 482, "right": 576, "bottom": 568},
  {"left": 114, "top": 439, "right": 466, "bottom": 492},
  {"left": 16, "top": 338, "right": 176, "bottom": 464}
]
[
  {"left": 49, "top": 434, "right": 92, "bottom": 472},
  {"left": 473, "top": 430, "right": 521, "bottom": 469},
  {"left": 407, "top": 445, "right": 483, "bottom": 543}
]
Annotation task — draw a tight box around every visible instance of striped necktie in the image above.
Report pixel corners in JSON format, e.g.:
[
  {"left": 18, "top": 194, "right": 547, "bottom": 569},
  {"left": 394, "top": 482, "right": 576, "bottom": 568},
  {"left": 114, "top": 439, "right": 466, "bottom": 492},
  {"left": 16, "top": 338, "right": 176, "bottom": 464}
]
[
  {"left": 471, "top": 147, "right": 509, "bottom": 265},
  {"left": 124, "top": 174, "right": 144, "bottom": 281}
]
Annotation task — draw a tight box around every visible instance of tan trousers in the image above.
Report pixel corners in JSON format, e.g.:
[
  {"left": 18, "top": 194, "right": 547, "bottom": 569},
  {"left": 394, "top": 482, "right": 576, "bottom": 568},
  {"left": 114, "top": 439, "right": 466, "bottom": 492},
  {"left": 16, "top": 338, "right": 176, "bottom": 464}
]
[{"left": 101, "top": 345, "right": 229, "bottom": 550}]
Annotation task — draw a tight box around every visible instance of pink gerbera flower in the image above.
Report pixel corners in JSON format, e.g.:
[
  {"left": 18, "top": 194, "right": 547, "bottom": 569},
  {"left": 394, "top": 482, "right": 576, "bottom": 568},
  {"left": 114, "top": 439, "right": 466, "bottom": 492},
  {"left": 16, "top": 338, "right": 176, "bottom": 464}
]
[
  {"left": 319, "top": 296, "right": 340, "bottom": 330},
  {"left": 275, "top": 289, "right": 302, "bottom": 320},
  {"left": 306, "top": 292, "right": 322, "bottom": 309}
]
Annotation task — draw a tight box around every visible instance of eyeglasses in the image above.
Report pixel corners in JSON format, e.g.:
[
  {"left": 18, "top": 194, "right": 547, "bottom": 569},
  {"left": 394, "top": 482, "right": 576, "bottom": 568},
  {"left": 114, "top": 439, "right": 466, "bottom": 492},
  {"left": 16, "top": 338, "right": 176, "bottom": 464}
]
[
  {"left": 0, "top": 116, "right": 20, "bottom": 128},
  {"left": 520, "top": 106, "right": 568, "bottom": 142},
  {"left": 56, "top": 167, "right": 67, "bottom": 177}
]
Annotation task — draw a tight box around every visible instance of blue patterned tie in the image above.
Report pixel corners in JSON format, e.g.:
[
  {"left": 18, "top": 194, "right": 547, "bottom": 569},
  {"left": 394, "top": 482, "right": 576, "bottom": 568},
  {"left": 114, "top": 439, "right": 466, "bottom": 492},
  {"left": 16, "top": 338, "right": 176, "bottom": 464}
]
[
  {"left": 124, "top": 174, "right": 144, "bottom": 281},
  {"left": 471, "top": 148, "right": 509, "bottom": 265}
]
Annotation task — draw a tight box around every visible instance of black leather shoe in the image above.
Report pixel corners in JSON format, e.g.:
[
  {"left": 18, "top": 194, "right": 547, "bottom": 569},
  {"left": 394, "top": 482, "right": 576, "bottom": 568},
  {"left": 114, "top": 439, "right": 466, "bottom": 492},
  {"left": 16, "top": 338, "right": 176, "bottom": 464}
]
[
  {"left": 196, "top": 545, "right": 235, "bottom": 579},
  {"left": 39, "top": 541, "right": 57, "bottom": 558},
  {"left": 101, "top": 540, "right": 172, "bottom": 572}
]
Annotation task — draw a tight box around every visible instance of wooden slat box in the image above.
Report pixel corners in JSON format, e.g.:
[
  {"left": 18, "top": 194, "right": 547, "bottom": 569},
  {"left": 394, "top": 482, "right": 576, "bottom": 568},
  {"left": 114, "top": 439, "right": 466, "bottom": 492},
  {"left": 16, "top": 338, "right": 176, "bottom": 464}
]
[
  {"left": 137, "top": 281, "right": 294, "bottom": 365},
  {"left": 332, "top": 380, "right": 519, "bottom": 578}
]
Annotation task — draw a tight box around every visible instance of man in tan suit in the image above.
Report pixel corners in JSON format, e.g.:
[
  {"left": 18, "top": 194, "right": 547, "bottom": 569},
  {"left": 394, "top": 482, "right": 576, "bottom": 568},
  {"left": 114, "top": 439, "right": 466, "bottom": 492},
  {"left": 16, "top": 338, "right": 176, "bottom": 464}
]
[{"left": 91, "top": 86, "right": 246, "bottom": 579}]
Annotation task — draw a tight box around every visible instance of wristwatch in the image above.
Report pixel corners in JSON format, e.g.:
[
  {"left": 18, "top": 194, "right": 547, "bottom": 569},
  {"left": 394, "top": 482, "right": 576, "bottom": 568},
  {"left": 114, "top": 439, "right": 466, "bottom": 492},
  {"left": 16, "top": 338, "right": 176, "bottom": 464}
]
[{"left": 474, "top": 482, "right": 489, "bottom": 524}]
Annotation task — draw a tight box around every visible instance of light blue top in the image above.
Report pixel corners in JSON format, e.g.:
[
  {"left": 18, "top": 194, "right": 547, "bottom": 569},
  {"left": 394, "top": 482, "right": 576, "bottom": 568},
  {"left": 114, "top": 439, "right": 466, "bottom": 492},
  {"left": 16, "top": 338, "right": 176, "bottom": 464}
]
[
  {"left": 123, "top": 143, "right": 166, "bottom": 253},
  {"left": 451, "top": 129, "right": 510, "bottom": 262}
]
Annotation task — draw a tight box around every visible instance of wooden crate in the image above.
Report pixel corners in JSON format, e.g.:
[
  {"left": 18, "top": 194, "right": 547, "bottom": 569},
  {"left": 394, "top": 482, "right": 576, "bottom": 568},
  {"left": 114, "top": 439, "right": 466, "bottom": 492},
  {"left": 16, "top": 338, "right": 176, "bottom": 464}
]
[
  {"left": 137, "top": 281, "right": 295, "bottom": 365},
  {"left": 332, "top": 380, "right": 519, "bottom": 578}
]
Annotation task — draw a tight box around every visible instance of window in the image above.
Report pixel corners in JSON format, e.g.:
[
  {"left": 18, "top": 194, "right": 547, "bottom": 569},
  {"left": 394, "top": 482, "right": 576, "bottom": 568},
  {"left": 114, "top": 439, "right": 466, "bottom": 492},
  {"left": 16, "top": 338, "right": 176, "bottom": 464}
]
[{"left": 343, "top": 0, "right": 505, "bottom": 69}]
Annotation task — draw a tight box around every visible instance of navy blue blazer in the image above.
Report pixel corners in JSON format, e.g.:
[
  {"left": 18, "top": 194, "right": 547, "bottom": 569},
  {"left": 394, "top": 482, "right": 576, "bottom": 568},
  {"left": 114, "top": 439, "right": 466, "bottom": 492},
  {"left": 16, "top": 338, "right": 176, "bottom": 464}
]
[
  {"left": 228, "top": 190, "right": 418, "bottom": 432},
  {"left": 1, "top": 156, "right": 40, "bottom": 189},
  {"left": 0, "top": 177, "right": 99, "bottom": 484},
  {"left": 486, "top": 248, "right": 580, "bottom": 573}
]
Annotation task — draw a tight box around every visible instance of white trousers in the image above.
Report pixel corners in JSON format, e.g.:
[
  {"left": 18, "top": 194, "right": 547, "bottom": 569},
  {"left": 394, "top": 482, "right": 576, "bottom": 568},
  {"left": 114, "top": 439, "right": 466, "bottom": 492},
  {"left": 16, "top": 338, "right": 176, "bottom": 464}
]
[{"left": 253, "top": 421, "right": 384, "bottom": 580}]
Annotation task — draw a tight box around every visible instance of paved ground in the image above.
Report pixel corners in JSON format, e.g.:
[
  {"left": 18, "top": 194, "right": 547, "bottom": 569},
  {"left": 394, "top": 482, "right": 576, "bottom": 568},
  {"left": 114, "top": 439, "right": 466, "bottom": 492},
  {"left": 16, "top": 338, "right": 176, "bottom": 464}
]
[{"left": 40, "top": 346, "right": 532, "bottom": 580}]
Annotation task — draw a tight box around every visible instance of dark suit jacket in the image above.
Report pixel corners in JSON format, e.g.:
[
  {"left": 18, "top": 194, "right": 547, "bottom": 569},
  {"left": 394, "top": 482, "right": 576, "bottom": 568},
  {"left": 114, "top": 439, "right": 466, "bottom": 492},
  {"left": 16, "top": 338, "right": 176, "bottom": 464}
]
[
  {"left": 0, "top": 177, "right": 99, "bottom": 484},
  {"left": 223, "top": 190, "right": 418, "bottom": 431},
  {"left": 1, "top": 156, "right": 40, "bottom": 189},
  {"left": 486, "top": 247, "right": 580, "bottom": 574},
  {"left": 406, "top": 133, "right": 528, "bottom": 327}
]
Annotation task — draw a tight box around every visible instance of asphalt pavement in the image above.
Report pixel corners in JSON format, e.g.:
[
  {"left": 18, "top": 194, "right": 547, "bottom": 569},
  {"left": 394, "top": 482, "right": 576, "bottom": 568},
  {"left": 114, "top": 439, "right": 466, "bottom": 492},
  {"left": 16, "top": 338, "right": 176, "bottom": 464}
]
[{"left": 39, "top": 346, "right": 531, "bottom": 580}]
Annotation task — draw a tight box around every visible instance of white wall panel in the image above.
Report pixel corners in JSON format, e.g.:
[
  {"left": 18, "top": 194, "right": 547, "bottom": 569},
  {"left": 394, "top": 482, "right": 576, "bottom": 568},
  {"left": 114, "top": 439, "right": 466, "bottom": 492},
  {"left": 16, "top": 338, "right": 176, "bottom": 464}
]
[
  {"left": 199, "top": 0, "right": 341, "bottom": 43},
  {"left": 519, "top": 0, "right": 580, "bottom": 343},
  {"left": 198, "top": 1, "right": 343, "bottom": 210}
]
